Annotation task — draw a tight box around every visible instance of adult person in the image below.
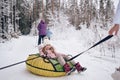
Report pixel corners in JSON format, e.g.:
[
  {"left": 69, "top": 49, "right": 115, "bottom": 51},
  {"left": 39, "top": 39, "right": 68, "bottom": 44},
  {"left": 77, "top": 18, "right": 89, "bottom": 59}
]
[
  {"left": 37, "top": 19, "right": 47, "bottom": 45},
  {"left": 109, "top": 0, "right": 120, "bottom": 35},
  {"left": 108, "top": 0, "right": 120, "bottom": 71}
]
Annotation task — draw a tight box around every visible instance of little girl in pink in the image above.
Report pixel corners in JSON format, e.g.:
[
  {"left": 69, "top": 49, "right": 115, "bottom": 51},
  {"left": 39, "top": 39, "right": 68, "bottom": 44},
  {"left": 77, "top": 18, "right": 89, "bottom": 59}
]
[{"left": 39, "top": 44, "right": 86, "bottom": 75}]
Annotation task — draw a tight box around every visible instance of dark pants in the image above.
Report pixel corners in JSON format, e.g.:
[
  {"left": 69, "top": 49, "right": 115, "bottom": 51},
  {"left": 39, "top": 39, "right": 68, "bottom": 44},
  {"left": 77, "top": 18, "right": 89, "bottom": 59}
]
[
  {"left": 48, "top": 37, "right": 50, "bottom": 40},
  {"left": 38, "top": 35, "right": 46, "bottom": 45}
]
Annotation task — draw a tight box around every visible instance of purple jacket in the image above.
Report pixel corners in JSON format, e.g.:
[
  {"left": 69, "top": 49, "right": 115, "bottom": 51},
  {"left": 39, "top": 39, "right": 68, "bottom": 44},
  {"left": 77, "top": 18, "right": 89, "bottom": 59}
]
[{"left": 37, "top": 20, "right": 47, "bottom": 35}]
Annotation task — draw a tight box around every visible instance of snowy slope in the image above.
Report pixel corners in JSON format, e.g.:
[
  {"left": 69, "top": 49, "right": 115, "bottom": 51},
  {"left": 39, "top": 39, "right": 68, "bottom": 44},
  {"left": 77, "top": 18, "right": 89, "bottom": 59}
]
[{"left": 0, "top": 34, "right": 120, "bottom": 80}]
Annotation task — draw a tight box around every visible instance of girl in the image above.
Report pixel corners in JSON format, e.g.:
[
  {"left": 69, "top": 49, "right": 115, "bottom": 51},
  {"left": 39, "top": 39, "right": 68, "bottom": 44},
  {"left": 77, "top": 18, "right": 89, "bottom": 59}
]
[{"left": 39, "top": 44, "right": 86, "bottom": 75}]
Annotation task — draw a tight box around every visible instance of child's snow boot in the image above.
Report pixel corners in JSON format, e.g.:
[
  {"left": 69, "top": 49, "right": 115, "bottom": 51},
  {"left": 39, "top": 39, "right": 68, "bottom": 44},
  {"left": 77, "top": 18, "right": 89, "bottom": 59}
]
[
  {"left": 75, "top": 62, "right": 87, "bottom": 73},
  {"left": 116, "top": 67, "right": 120, "bottom": 72},
  {"left": 64, "top": 63, "right": 72, "bottom": 75}
]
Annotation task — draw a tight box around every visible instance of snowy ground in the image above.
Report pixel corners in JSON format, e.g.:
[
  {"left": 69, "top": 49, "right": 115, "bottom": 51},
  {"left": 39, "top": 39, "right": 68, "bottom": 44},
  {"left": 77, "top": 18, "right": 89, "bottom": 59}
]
[{"left": 0, "top": 35, "right": 120, "bottom": 80}]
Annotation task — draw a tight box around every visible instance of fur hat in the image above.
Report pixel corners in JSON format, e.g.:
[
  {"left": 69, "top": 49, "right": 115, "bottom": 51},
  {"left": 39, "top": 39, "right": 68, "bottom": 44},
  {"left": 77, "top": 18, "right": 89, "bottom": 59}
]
[
  {"left": 43, "top": 36, "right": 51, "bottom": 46},
  {"left": 38, "top": 36, "right": 51, "bottom": 51}
]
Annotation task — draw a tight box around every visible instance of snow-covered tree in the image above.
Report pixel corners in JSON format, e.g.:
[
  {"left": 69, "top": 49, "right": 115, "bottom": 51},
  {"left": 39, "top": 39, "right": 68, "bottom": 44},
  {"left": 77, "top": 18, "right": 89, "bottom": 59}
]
[{"left": 0, "top": 0, "right": 20, "bottom": 40}]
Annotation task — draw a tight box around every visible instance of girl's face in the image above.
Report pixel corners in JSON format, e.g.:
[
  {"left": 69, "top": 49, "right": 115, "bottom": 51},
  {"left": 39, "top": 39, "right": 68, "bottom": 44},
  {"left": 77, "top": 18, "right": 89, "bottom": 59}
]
[
  {"left": 45, "top": 45, "right": 52, "bottom": 51},
  {"left": 42, "top": 44, "right": 55, "bottom": 54},
  {"left": 45, "top": 45, "right": 54, "bottom": 53}
]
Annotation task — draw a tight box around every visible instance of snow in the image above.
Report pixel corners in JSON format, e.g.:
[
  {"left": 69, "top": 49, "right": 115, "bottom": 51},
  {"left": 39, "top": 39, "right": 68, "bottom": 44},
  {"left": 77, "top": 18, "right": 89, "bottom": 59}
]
[
  {"left": 0, "top": 29, "right": 120, "bottom": 80},
  {"left": 0, "top": 0, "right": 120, "bottom": 79}
]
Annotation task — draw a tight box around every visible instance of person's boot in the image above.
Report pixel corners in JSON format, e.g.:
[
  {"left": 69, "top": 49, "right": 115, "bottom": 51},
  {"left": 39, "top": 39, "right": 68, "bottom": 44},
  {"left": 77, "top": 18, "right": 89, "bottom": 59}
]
[
  {"left": 116, "top": 67, "right": 120, "bottom": 72},
  {"left": 75, "top": 62, "right": 87, "bottom": 73},
  {"left": 64, "top": 63, "right": 72, "bottom": 75}
]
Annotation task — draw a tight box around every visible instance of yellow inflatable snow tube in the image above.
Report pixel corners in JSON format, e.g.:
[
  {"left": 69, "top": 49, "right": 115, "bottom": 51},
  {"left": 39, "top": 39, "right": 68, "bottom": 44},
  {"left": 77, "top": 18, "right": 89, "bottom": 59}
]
[{"left": 26, "top": 54, "right": 74, "bottom": 77}]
